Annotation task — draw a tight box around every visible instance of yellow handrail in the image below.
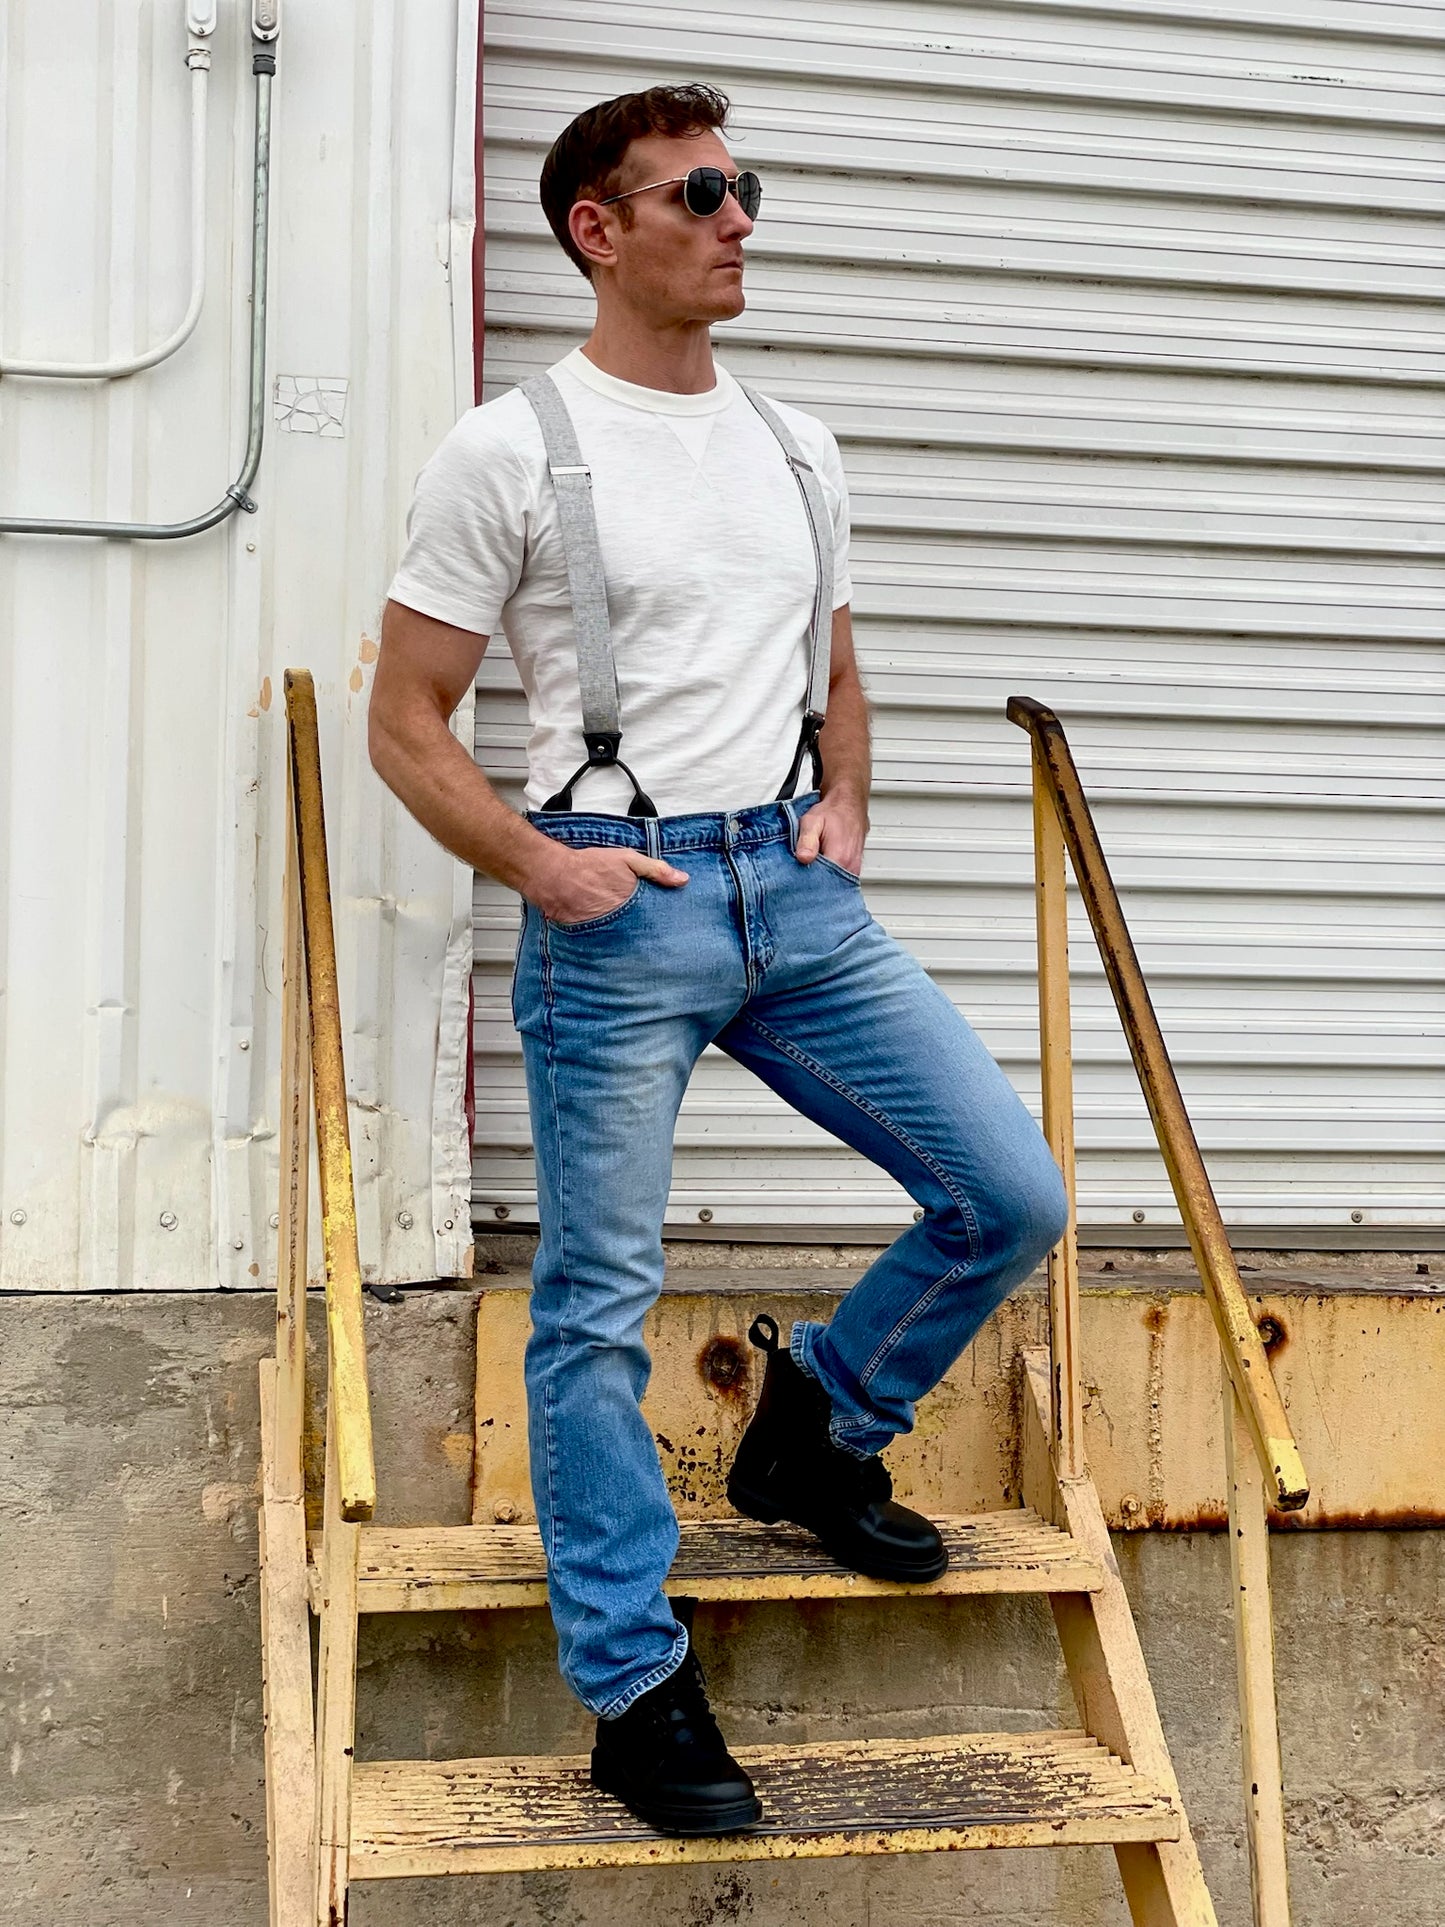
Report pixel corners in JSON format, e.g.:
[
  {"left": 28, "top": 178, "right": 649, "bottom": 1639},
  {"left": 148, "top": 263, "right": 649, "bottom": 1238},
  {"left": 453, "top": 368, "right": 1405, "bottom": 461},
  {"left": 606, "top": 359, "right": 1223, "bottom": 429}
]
[
  {"left": 283, "top": 669, "right": 376, "bottom": 1523},
  {"left": 1008, "top": 696, "right": 1307, "bottom": 1513}
]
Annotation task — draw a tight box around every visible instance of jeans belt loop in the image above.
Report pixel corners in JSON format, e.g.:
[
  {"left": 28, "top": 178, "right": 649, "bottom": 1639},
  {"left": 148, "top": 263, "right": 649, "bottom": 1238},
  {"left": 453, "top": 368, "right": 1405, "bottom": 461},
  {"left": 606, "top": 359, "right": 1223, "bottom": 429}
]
[
  {"left": 644, "top": 817, "right": 662, "bottom": 862},
  {"left": 781, "top": 796, "right": 800, "bottom": 853}
]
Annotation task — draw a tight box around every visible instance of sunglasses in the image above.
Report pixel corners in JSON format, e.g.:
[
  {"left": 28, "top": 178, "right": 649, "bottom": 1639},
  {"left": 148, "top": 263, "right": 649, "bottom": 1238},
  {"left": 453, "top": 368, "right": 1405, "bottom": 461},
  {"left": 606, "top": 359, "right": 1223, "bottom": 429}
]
[{"left": 599, "top": 166, "right": 762, "bottom": 222}]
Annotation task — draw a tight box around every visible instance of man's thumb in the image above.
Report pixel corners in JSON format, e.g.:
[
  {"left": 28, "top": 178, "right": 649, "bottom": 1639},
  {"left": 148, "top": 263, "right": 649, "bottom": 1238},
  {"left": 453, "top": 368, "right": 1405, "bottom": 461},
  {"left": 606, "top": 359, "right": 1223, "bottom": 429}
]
[{"left": 628, "top": 853, "right": 690, "bottom": 889}]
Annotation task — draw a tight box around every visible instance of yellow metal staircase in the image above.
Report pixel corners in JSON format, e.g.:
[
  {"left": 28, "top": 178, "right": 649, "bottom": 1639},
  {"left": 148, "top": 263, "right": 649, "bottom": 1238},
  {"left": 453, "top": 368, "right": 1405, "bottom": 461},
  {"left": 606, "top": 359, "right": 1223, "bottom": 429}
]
[{"left": 259, "top": 673, "right": 1305, "bottom": 1925}]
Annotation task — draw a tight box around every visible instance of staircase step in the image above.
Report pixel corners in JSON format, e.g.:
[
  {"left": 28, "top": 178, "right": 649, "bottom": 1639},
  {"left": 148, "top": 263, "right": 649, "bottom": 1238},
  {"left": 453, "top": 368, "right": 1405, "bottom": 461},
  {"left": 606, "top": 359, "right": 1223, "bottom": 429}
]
[
  {"left": 308, "top": 1508, "right": 1103, "bottom": 1612},
  {"left": 349, "top": 1728, "right": 1179, "bottom": 1876}
]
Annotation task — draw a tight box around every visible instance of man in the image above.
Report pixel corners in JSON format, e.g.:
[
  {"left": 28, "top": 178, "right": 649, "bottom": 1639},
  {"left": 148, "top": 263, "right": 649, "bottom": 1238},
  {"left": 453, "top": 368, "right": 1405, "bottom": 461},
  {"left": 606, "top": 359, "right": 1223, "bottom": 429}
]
[{"left": 369, "top": 83, "right": 1068, "bottom": 1838}]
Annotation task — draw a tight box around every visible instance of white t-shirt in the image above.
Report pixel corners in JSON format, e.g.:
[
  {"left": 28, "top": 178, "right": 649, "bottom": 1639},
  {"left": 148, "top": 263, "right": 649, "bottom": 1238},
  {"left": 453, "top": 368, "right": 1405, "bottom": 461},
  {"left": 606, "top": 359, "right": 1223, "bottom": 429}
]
[{"left": 386, "top": 348, "right": 852, "bottom": 817}]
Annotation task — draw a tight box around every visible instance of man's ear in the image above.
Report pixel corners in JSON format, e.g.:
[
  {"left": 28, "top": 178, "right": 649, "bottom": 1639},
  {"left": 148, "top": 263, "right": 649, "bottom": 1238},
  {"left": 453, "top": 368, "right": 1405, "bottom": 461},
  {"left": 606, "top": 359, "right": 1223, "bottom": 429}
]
[{"left": 569, "top": 200, "right": 617, "bottom": 275}]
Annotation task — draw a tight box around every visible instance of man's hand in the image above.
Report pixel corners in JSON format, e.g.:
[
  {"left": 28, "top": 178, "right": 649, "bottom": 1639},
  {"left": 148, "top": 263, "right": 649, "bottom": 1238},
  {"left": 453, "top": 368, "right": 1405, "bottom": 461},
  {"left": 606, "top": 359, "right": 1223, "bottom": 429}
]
[
  {"left": 793, "top": 790, "right": 869, "bottom": 877},
  {"left": 531, "top": 845, "right": 689, "bottom": 924}
]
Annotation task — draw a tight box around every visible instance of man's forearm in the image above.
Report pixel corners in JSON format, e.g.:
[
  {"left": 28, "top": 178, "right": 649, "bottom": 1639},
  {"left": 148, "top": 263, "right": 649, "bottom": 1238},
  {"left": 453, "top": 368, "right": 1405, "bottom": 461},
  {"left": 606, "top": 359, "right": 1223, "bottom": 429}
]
[
  {"left": 818, "top": 656, "right": 871, "bottom": 813},
  {"left": 369, "top": 700, "right": 565, "bottom": 901}
]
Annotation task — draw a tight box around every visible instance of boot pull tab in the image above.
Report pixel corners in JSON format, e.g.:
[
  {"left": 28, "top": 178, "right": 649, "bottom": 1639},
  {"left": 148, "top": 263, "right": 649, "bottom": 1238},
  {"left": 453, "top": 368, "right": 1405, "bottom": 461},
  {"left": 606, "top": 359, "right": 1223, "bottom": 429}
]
[{"left": 747, "top": 1313, "right": 780, "bottom": 1353}]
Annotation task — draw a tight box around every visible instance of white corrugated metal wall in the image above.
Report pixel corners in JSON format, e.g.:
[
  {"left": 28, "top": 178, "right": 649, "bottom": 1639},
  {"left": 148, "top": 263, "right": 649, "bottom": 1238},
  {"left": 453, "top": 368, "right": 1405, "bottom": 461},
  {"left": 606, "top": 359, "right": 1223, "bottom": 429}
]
[
  {"left": 0, "top": 0, "right": 477, "bottom": 1290},
  {"left": 472, "top": 0, "right": 1444, "bottom": 1242}
]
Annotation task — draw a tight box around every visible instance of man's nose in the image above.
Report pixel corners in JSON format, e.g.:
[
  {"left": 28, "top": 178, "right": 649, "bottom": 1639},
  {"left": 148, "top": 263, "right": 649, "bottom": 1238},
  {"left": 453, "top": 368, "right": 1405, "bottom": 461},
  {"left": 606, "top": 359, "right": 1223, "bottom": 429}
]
[{"left": 718, "top": 191, "right": 753, "bottom": 240}]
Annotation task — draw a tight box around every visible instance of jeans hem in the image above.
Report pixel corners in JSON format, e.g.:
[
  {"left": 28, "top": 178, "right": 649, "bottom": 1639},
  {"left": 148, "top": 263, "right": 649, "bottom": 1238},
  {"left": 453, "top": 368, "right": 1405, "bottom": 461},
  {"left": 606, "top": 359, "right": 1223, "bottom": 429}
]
[
  {"left": 594, "top": 1623, "right": 690, "bottom": 1722},
  {"left": 790, "top": 1322, "right": 876, "bottom": 1462}
]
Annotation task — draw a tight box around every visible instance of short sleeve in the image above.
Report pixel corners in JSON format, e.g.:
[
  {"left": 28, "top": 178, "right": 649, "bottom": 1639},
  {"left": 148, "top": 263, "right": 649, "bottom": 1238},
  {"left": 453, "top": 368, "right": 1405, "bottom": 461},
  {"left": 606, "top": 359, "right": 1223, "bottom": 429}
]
[
  {"left": 814, "top": 426, "right": 853, "bottom": 610},
  {"left": 386, "top": 410, "right": 530, "bottom": 636}
]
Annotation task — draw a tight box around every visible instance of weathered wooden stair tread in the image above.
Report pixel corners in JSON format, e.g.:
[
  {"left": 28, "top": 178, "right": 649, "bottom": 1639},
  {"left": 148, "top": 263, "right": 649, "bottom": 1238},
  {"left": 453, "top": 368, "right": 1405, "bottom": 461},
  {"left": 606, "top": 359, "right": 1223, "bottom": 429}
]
[
  {"left": 349, "top": 1729, "right": 1179, "bottom": 1876},
  {"left": 307, "top": 1509, "right": 1103, "bottom": 1611}
]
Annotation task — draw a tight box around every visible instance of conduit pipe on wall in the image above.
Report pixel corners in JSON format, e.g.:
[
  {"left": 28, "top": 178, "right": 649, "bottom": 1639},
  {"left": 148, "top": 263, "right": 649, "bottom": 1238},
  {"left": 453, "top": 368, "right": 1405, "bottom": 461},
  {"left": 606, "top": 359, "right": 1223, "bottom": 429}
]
[
  {"left": 0, "top": 20, "right": 214, "bottom": 381},
  {"left": 0, "top": 36, "right": 275, "bottom": 541}
]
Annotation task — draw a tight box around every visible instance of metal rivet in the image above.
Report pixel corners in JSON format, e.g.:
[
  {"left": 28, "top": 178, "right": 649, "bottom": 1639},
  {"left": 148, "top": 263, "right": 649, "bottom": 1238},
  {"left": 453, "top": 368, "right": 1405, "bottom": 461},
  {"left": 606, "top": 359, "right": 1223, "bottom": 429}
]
[
  {"left": 396, "top": 1210, "right": 414, "bottom": 1231},
  {"left": 160, "top": 1211, "right": 178, "bottom": 1230},
  {"left": 238, "top": 1038, "right": 250, "bottom": 1051},
  {"left": 1350, "top": 1209, "right": 1364, "bottom": 1224},
  {"left": 698, "top": 1207, "right": 714, "bottom": 1223},
  {"left": 246, "top": 542, "right": 257, "bottom": 553},
  {"left": 492, "top": 1499, "right": 516, "bottom": 1524},
  {"left": 232, "top": 1237, "right": 245, "bottom": 1251},
  {"left": 913, "top": 1208, "right": 924, "bottom": 1222},
  {"left": 1121, "top": 1493, "right": 1144, "bottom": 1518},
  {"left": 8, "top": 1209, "right": 26, "bottom": 1226},
  {"left": 1133, "top": 1209, "right": 1147, "bottom": 1224},
  {"left": 269, "top": 1212, "right": 280, "bottom": 1230},
  {"left": 493, "top": 1204, "right": 510, "bottom": 1221},
  {"left": 443, "top": 1219, "right": 454, "bottom": 1231}
]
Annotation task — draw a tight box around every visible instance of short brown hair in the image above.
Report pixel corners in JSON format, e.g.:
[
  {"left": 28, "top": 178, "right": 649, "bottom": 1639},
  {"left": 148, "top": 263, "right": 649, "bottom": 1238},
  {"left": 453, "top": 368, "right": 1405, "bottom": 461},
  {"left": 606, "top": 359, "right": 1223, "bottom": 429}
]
[{"left": 539, "top": 83, "right": 732, "bottom": 280}]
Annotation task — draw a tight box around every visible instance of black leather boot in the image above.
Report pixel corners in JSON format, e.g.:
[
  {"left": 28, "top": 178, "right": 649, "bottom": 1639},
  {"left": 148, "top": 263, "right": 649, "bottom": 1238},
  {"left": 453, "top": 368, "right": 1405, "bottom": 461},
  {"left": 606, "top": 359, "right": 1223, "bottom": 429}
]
[
  {"left": 727, "top": 1314, "right": 948, "bottom": 1583},
  {"left": 590, "top": 1633, "right": 762, "bottom": 1836}
]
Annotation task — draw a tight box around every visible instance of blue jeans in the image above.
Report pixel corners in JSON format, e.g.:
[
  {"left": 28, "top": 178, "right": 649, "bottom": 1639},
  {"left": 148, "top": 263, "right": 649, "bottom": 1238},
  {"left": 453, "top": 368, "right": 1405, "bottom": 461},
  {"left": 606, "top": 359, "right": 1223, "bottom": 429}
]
[{"left": 511, "top": 793, "right": 1068, "bottom": 1718}]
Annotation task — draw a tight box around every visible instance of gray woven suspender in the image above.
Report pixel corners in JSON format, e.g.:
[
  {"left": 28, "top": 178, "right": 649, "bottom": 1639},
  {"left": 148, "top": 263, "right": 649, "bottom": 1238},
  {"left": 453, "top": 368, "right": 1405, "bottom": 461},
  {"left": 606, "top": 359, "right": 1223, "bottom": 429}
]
[
  {"left": 736, "top": 382, "right": 834, "bottom": 741},
  {"left": 520, "top": 373, "right": 656, "bottom": 815},
  {"left": 521, "top": 370, "right": 834, "bottom": 814}
]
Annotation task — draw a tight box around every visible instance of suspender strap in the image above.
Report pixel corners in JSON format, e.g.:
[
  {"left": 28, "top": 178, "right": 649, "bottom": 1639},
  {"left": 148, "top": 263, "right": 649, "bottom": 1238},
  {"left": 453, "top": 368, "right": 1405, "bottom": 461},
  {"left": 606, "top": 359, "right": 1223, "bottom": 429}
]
[
  {"left": 521, "top": 373, "right": 657, "bottom": 816},
  {"left": 738, "top": 383, "right": 835, "bottom": 799}
]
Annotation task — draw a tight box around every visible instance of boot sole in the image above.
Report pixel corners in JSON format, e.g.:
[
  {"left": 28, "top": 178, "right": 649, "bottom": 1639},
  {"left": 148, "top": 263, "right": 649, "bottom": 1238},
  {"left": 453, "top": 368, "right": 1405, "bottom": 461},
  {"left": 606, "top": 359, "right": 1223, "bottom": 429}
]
[
  {"left": 728, "top": 1478, "right": 950, "bottom": 1586},
  {"left": 590, "top": 1750, "right": 764, "bottom": 1836}
]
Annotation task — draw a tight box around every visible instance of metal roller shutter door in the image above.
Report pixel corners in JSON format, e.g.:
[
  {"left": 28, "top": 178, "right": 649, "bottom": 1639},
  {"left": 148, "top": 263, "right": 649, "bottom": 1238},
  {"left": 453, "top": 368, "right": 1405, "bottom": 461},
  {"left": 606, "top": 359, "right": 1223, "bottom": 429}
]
[{"left": 471, "top": 0, "right": 1444, "bottom": 1242}]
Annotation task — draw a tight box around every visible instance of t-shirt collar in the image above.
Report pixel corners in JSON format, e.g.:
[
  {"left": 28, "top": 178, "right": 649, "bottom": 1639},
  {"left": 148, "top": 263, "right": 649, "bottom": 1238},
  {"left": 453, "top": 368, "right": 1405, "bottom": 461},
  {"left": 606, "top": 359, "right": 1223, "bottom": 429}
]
[{"left": 557, "top": 346, "right": 736, "bottom": 417}]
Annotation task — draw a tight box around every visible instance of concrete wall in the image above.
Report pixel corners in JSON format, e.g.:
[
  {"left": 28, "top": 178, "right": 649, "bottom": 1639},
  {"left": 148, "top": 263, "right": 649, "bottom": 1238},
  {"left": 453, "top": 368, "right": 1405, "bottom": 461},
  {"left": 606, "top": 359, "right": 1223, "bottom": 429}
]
[{"left": 2, "top": 1273, "right": 1441, "bottom": 1925}]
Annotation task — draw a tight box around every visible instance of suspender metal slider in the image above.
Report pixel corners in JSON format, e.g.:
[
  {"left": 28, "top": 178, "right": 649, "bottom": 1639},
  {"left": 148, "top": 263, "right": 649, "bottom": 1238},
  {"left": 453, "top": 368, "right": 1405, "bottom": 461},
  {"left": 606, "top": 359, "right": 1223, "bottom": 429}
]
[{"left": 775, "top": 709, "right": 826, "bottom": 803}]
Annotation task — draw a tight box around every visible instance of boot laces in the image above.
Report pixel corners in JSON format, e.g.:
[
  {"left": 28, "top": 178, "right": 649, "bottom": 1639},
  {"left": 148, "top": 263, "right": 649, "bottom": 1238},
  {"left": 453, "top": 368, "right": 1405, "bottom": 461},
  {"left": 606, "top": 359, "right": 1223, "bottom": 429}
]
[
  {"left": 831, "top": 1444, "right": 892, "bottom": 1507},
  {"left": 653, "top": 1654, "right": 724, "bottom": 1754}
]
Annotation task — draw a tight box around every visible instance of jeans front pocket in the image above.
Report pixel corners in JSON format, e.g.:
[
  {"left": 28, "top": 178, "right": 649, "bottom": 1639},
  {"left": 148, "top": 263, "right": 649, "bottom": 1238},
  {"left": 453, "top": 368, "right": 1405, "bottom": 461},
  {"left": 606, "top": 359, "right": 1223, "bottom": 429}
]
[{"left": 544, "top": 878, "right": 644, "bottom": 934}]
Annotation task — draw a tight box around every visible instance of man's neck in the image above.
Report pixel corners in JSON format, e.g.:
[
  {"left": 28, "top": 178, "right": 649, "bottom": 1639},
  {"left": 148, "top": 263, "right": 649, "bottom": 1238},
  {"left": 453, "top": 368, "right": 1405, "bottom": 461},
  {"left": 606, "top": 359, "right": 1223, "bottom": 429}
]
[{"left": 579, "top": 313, "right": 717, "bottom": 395}]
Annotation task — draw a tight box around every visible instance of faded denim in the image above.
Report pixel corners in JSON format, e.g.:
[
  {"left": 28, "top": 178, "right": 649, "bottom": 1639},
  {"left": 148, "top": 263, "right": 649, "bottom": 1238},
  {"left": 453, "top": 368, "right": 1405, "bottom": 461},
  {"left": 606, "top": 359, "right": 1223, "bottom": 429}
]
[{"left": 511, "top": 793, "right": 1069, "bottom": 1717}]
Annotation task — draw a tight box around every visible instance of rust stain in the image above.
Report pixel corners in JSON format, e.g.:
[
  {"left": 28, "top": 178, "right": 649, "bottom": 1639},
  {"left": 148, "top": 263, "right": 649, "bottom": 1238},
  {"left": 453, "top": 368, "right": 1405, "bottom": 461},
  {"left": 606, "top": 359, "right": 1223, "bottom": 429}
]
[
  {"left": 348, "top": 664, "right": 364, "bottom": 694},
  {"left": 698, "top": 1335, "right": 750, "bottom": 1401},
  {"left": 259, "top": 675, "right": 273, "bottom": 711},
  {"left": 359, "top": 636, "right": 380, "bottom": 663},
  {"left": 1256, "top": 1313, "right": 1287, "bottom": 1358},
  {"left": 1114, "top": 1504, "right": 1445, "bottom": 1532},
  {"left": 1143, "top": 1297, "right": 1167, "bottom": 1527}
]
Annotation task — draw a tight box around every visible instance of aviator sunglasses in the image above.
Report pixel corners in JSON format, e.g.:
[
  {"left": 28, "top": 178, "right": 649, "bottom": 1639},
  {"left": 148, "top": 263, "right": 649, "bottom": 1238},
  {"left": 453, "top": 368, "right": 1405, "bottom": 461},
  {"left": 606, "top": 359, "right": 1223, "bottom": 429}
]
[{"left": 600, "top": 165, "right": 762, "bottom": 222}]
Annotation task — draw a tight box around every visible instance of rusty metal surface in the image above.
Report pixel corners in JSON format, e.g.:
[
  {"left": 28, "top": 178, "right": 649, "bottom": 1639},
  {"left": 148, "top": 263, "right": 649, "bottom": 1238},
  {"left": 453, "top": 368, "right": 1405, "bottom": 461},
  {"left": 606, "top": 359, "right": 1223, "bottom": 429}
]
[
  {"left": 348, "top": 1730, "right": 1179, "bottom": 1877},
  {"left": 474, "top": 1281, "right": 1445, "bottom": 1533},
  {"left": 309, "top": 1510, "right": 1103, "bottom": 1613},
  {"left": 1009, "top": 697, "right": 1307, "bottom": 1515}
]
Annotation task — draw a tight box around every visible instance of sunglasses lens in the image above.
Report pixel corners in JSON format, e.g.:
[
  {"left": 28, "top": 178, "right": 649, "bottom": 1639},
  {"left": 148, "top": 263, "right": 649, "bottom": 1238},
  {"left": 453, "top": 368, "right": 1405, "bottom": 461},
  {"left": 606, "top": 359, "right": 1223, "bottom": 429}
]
[
  {"left": 735, "top": 170, "right": 762, "bottom": 220},
  {"left": 684, "top": 167, "right": 729, "bottom": 217}
]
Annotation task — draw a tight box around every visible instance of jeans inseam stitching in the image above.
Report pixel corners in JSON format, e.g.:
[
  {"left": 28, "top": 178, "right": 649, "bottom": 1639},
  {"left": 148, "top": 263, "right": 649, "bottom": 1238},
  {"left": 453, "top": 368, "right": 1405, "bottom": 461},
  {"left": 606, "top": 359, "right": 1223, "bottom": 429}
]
[
  {"left": 738, "top": 1013, "right": 983, "bottom": 1391},
  {"left": 537, "top": 919, "right": 576, "bottom": 1676}
]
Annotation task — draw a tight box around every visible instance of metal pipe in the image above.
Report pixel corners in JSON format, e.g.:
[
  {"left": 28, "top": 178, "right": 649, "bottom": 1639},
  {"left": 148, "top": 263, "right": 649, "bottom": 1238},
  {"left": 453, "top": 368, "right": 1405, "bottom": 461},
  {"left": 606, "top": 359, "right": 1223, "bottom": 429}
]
[
  {"left": 0, "top": 45, "right": 275, "bottom": 541},
  {"left": 1007, "top": 693, "right": 1309, "bottom": 1513},
  {"left": 0, "top": 34, "right": 213, "bottom": 381}
]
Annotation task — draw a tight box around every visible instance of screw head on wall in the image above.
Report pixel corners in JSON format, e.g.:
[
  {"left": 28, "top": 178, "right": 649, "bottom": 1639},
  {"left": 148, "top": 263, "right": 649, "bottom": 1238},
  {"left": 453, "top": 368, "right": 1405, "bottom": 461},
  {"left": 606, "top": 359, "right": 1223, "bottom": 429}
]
[{"left": 159, "top": 1211, "right": 179, "bottom": 1231}]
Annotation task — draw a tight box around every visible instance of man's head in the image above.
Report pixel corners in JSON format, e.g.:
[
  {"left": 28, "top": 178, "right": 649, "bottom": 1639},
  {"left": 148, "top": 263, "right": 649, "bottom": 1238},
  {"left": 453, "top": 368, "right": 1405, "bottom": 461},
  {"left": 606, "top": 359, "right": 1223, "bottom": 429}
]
[{"left": 539, "top": 84, "right": 754, "bottom": 325}]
